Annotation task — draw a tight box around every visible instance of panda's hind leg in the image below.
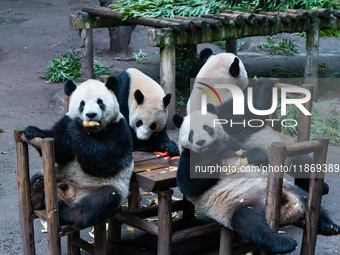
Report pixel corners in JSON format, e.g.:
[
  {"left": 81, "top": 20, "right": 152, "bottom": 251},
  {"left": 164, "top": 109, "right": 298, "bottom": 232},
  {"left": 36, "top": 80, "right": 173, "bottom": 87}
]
[
  {"left": 58, "top": 185, "right": 121, "bottom": 229},
  {"left": 317, "top": 208, "right": 340, "bottom": 236},
  {"left": 30, "top": 173, "right": 45, "bottom": 210},
  {"left": 231, "top": 205, "right": 297, "bottom": 254}
]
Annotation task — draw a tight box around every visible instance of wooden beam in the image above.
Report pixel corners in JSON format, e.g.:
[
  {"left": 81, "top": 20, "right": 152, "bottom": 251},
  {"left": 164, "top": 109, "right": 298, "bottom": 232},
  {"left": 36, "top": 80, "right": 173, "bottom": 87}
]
[
  {"left": 14, "top": 128, "right": 36, "bottom": 255},
  {"left": 171, "top": 222, "right": 220, "bottom": 243},
  {"left": 298, "top": 84, "right": 314, "bottom": 142},
  {"left": 94, "top": 221, "right": 107, "bottom": 254},
  {"left": 115, "top": 211, "right": 158, "bottom": 236},
  {"left": 219, "top": 226, "right": 234, "bottom": 255},
  {"left": 286, "top": 140, "right": 322, "bottom": 157},
  {"left": 41, "top": 138, "right": 61, "bottom": 255},
  {"left": 159, "top": 28, "right": 176, "bottom": 129},
  {"left": 261, "top": 142, "right": 286, "bottom": 255},
  {"left": 157, "top": 190, "right": 173, "bottom": 255},
  {"left": 300, "top": 136, "right": 329, "bottom": 255},
  {"left": 304, "top": 18, "right": 320, "bottom": 101}
]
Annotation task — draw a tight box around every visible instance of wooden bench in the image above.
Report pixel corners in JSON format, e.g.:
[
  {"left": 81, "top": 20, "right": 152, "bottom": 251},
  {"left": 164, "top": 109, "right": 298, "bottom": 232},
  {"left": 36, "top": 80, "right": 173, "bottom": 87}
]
[{"left": 109, "top": 151, "right": 221, "bottom": 255}]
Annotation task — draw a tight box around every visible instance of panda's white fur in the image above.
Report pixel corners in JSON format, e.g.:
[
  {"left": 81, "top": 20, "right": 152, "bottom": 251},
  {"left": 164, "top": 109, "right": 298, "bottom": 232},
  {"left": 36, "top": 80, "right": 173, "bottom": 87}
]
[
  {"left": 25, "top": 78, "right": 134, "bottom": 229},
  {"left": 67, "top": 79, "right": 124, "bottom": 130},
  {"left": 174, "top": 110, "right": 339, "bottom": 253},
  {"left": 178, "top": 110, "right": 227, "bottom": 153},
  {"left": 186, "top": 52, "right": 248, "bottom": 114},
  {"left": 56, "top": 160, "right": 133, "bottom": 205},
  {"left": 126, "top": 68, "right": 167, "bottom": 140}
]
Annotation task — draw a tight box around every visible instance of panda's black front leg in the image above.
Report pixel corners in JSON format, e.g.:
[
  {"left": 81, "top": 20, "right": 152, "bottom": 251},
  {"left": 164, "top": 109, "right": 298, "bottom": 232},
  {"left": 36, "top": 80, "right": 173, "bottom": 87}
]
[
  {"left": 133, "top": 128, "right": 179, "bottom": 156},
  {"left": 24, "top": 116, "right": 74, "bottom": 164}
]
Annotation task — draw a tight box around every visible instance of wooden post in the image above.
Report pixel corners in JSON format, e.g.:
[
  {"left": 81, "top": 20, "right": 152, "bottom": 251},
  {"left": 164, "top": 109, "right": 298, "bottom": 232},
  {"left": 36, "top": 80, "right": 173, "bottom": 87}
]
[
  {"left": 298, "top": 84, "right": 314, "bottom": 142},
  {"left": 225, "top": 39, "right": 237, "bottom": 55},
  {"left": 14, "top": 127, "right": 36, "bottom": 255},
  {"left": 41, "top": 138, "right": 61, "bottom": 255},
  {"left": 108, "top": 208, "right": 122, "bottom": 243},
  {"left": 128, "top": 182, "right": 140, "bottom": 211},
  {"left": 159, "top": 28, "right": 176, "bottom": 129},
  {"left": 67, "top": 231, "right": 80, "bottom": 255},
  {"left": 261, "top": 142, "right": 286, "bottom": 255},
  {"left": 300, "top": 135, "right": 328, "bottom": 255},
  {"left": 80, "top": 21, "right": 94, "bottom": 80},
  {"left": 304, "top": 18, "right": 320, "bottom": 101},
  {"left": 157, "top": 189, "right": 173, "bottom": 255},
  {"left": 94, "top": 221, "right": 107, "bottom": 254},
  {"left": 219, "top": 226, "right": 234, "bottom": 255},
  {"left": 64, "top": 94, "right": 70, "bottom": 114}
]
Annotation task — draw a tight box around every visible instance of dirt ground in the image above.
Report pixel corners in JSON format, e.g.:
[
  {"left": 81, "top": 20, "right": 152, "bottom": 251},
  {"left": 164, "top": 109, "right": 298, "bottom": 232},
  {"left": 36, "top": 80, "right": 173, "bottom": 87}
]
[{"left": 0, "top": 0, "right": 339, "bottom": 254}]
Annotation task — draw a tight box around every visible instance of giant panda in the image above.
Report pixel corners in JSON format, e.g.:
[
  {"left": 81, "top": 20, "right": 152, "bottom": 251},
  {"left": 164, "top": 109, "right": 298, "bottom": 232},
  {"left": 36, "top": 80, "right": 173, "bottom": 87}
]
[
  {"left": 209, "top": 77, "right": 328, "bottom": 194},
  {"left": 24, "top": 79, "right": 134, "bottom": 229},
  {"left": 105, "top": 68, "right": 179, "bottom": 156},
  {"left": 186, "top": 48, "right": 248, "bottom": 114},
  {"left": 173, "top": 109, "right": 340, "bottom": 254}
]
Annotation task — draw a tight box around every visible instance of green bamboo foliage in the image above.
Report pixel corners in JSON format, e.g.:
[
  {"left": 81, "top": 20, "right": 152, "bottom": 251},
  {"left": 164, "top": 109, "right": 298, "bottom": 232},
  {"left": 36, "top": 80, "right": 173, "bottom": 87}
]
[{"left": 109, "top": 0, "right": 340, "bottom": 19}]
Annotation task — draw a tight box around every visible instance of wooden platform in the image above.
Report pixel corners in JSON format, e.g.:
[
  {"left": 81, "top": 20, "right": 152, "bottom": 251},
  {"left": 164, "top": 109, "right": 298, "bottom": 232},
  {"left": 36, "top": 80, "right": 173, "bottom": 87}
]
[{"left": 70, "top": 7, "right": 340, "bottom": 126}]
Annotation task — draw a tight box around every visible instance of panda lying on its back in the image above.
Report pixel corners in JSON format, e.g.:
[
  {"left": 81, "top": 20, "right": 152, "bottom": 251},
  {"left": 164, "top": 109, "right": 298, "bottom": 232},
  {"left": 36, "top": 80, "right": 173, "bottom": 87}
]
[
  {"left": 24, "top": 79, "right": 133, "bottom": 229},
  {"left": 106, "top": 68, "right": 179, "bottom": 156},
  {"left": 173, "top": 110, "right": 340, "bottom": 254}
]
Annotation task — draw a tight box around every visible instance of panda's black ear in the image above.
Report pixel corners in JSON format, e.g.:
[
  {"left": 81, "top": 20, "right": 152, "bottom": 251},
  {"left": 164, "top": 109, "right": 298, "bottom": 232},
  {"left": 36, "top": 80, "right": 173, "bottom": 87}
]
[
  {"left": 64, "top": 80, "right": 77, "bottom": 96},
  {"left": 163, "top": 93, "right": 171, "bottom": 108},
  {"left": 134, "top": 90, "right": 144, "bottom": 105},
  {"left": 105, "top": 76, "right": 119, "bottom": 93},
  {"left": 199, "top": 48, "right": 213, "bottom": 64},
  {"left": 229, "top": 57, "right": 240, "bottom": 77},
  {"left": 207, "top": 103, "right": 219, "bottom": 115},
  {"left": 173, "top": 114, "right": 184, "bottom": 129}
]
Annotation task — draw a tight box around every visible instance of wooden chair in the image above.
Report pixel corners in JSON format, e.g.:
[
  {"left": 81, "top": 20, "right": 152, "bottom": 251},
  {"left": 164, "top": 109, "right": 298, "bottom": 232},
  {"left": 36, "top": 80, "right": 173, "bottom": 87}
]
[
  {"left": 219, "top": 83, "right": 330, "bottom": 255},
  {"left": 14, "top": 128, "right": 108, "bottom": 255},
  {"left": 14, "top": 94, "right": 108, "bottom": 254}
]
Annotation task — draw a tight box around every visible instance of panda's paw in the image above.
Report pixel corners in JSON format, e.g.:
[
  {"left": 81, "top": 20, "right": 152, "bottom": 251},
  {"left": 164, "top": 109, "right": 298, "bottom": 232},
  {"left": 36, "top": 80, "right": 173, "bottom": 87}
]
[
  {"left": 24, "top": 126, "right": 45, "bottom": 139},
  {"left": 212, "top": 139, "right": 229, "bottom": 154},
  {"left": 30, "top": 173, "right": 45, "bottom": 210},
  {"left": 164, "top": 140, "right": 179, "bottom": 156},
  {"left": 262, "top": 235, "right": 297, "bottom": 254},
  {"left": 318, "top": 219, "right": 340, "bottom": 236}
]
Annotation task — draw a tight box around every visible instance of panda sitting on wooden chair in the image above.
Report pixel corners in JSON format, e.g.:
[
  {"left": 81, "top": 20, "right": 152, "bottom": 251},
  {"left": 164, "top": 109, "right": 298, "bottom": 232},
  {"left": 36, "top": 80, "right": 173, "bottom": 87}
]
[{"left": 172, "top": 49, "right": 339, "bottom": 254}]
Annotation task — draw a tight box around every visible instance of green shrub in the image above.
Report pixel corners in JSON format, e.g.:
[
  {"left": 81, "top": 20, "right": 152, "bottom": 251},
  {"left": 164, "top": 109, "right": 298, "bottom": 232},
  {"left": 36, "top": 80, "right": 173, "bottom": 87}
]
[{"left": 42, "top": 49, "right": 111, "bottom": 83}]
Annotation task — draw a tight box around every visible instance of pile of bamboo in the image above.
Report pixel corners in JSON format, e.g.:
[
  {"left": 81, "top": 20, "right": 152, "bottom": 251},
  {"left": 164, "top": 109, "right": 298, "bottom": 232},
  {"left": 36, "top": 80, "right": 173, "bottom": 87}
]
[{"left": 76, "top": 6, "right": 339, "bottom": 33}]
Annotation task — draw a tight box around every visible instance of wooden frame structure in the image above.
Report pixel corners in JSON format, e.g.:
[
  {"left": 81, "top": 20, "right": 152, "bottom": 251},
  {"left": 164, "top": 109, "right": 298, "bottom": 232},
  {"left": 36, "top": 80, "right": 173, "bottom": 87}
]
[
  {"left": 14, "top": 128, "right": 108, "bottom": 255},
  {"left": 69, "top": 7, "right": 340, "bottom": 125}
]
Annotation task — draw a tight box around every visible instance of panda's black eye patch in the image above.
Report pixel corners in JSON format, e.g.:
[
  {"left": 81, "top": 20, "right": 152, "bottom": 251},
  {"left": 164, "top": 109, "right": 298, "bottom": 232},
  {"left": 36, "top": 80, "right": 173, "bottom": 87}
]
[
  {"left": 203, "top": 125, "right": 214, "bottom": 135},
  {"left": 97, "top": 98, "right": 106, "bottom": 111},
  {"left": 188, "top": 130, "right": 194, "bottom": 143},
  {"left": 150, "top": 122, "right": 157, "bottom": 130},
  {"left": 79, "top": 100, "right": 85, "bottom": 113},
  {"left": 136, "top": 120, "right": 143, "bottom": 127}
]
